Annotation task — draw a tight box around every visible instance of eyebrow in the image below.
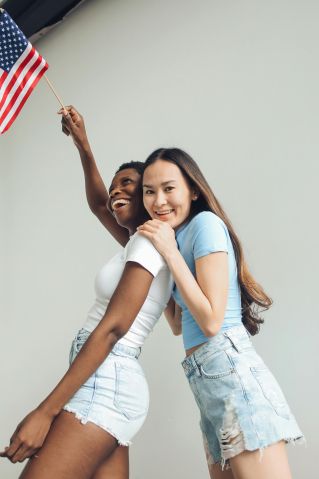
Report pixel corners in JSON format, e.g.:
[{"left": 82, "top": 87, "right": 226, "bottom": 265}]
[
  {"left": 109, "top": 176, "right": 134, "bottom": 192},
  {"left": 142, "top": 180, "right": 176, "bottom": 188}
]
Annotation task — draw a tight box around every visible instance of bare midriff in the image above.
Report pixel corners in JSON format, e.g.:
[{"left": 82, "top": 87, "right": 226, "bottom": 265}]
[{"left": 186, "top": 341, "right": 207, "bottom": 357}]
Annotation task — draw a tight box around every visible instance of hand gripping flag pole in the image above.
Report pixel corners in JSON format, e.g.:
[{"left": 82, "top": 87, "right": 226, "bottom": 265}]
[{"left": 0, "top": 8, "right": 65, "bottom": 134}]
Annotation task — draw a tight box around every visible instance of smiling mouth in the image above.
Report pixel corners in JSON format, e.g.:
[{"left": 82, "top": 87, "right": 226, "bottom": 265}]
[
  {"left": 112, "top": 199, "right": 131, "bottom": 211},
  {"left": 155, "top": 209, "right": 174, "bottom": 216}
]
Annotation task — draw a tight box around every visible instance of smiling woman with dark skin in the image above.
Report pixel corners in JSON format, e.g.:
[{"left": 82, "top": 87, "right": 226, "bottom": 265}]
[{"left": 0, "top": 107, "right": 179, "bottom": 479}]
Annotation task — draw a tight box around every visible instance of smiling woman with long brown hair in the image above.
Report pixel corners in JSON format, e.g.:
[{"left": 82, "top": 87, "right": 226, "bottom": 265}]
[{"left": 138, "top": 147, "right": 304, "bottom": 479}]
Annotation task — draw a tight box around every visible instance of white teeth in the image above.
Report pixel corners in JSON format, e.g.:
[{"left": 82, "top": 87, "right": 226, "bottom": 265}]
[
  {"left": 156, "top": 209, "right": 173, "bottom": 215},
  {"left": 112, "top": 199, "right": 130, "bottom": 209}
]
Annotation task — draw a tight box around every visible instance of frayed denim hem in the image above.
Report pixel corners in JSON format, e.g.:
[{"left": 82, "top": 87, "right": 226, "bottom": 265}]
[
  {"left": 63, "top": 406, "right": 131, "bottom": 447},
  {"left": 204, "top": 430, "right": 305, "bottom": 471},
  {"left": 220, "top": 435, "right": 306, "bottom": 471}
]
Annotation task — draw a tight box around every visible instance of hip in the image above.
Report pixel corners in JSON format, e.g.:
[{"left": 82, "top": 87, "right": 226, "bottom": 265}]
[
  {"left": 181, "top": 325, "right": 291, "bottom": 418},
  {"left": 68, "top": 329, "right": 149, "bottom": 421}
]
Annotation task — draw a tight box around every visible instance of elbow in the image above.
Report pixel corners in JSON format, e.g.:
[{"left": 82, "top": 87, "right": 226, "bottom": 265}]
[
  {"left": 202, "top": 318, "right": 222, "bottom": 338},
  {"left": 111, "top": 325, "right": 127, "bottom": 342},
  {"left": 172, "top": 326, "right": 182, "bottom": 336},
  {"left": 101, "top": 325, "right": 127, "bottom": 348},
  {"left": 90, "top": 204, "right": 100, "bottom": 216},
  {"left": 90, "top": 202, "right": 107, "bottom": 216}
]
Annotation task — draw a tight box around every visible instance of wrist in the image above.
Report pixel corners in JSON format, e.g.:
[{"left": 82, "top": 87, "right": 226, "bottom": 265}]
[
  {"left": 37, "top": 401, "right": 61, "bottom": 420},
  {"left": 77, "top": 140, "right": 92, "bottom": 155},
  {"left": 164, "top": 245, "right": 179, "bottom": 263}
]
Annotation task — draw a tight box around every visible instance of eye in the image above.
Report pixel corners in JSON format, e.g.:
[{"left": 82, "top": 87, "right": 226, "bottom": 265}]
[
  {"left": 164, "top": 186, "right": 174, "bottom": 192},
  {"left": 144, "top": 189, "right": 154, "bottom": 195},
  {"left": 122, "top": 178, "right": 133, "bottom": 185}
]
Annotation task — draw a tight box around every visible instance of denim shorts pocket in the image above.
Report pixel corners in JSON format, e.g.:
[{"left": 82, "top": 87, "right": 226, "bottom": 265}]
[
  {"left": 74, "top": 340, "right": 85, "bottom": 355},
  {"left": 69, "top": 330, "right": 90, "bottom": 364},
  {"left": 69, "top": 340, "right": 84, "bottom": 364},
  {"left": 200, "top": 351, "right": 235, "bottom": 379},
  {"left": 114, "top": 363, "right": 149, "bottom": 420},
  {"left": 250, "top": 366, "right": 291, "bottom": 419}
]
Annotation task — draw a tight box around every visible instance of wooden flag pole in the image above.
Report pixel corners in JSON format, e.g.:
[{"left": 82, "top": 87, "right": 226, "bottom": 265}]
[{"left": 43, "top": 74, "right": 66, "bottom": 110}]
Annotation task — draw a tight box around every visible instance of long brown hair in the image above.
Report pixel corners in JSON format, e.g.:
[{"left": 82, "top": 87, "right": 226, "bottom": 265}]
[{"left": 144, "top": 148, "right": 272, "bottom": 335}]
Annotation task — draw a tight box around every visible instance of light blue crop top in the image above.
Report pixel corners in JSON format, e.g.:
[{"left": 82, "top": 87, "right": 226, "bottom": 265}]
[{"left": 173, "top": 211, "right": 242, "bottom": 350}]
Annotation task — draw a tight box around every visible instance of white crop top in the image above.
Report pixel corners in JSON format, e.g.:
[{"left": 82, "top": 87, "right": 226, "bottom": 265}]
[{"left": 82, "top": 232, "right": 173, "bottom": 348}]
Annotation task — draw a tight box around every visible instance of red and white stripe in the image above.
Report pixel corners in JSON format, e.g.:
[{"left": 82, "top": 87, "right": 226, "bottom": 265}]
[{"left": 0, "top": 42, "right": 48, "bottom": 134}]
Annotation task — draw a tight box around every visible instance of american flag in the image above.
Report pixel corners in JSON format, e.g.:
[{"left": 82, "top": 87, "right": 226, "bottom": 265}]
[{"left": 0, "top": 9, "right": 48, "bottom": 134}]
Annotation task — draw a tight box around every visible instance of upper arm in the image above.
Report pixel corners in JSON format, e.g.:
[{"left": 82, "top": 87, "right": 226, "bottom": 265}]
[
  {"left": 97, "top": 232, "right": 167, "bottom": 337},
  {"left": 94, "top": 206, "right": 130, "bottom": 247},
  {"left": 98, "top": 261, "right": 154, "bottom": 337},
  {"left": 195, "top": 252, "right": 228, "bottom": 328},
  {"left": 192, "top": 213, "right": 230, "bottom": 326}
]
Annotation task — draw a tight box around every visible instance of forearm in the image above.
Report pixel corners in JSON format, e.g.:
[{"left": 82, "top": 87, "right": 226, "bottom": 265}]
[
  {"left": 77, "top": 142, "right": 109, "bottom": 213},
  {"left": 164, "top": 297, "right": 182, "bottom": 335},
  {"left": 36, "top": 263, "right": 154, "bottom": 418},
  {"left": 164, "top": 296, "right": 175, "bottom": 322},
  {"left": 61, "top": 107, "right": 129, "bottom": 245},
  {"left": 165, "top": 250, "right": 219, "bottom": 336},
  {"left": 37, "top": 327, "right": 119, "bottom": 418}
]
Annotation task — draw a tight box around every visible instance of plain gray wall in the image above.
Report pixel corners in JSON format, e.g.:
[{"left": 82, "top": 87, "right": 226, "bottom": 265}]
[{"left": 1, "top": 0, "right": 317, "bottom": 477}]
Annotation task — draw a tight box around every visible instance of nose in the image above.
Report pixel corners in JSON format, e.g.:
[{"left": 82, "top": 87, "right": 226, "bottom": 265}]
[
  {"left": 153, "top": 190, "right": 167, "bottom": 208},
  {"left": 110, "top": 185, "right": 122, "bottom": 199}
]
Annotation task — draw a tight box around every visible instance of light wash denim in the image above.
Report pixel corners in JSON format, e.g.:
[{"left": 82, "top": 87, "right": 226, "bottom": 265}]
[
  {"left": 63, "top": 329, "right": 149, "bottom": 446},
  {"left": 182, "top": 325, "right": 304, "bottom": 469}
]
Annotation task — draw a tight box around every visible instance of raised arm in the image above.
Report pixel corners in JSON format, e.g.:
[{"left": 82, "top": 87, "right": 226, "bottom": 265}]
[
  {"left": 60, "top": 106, "right": 129, "bottom": 247},
  {"left": 0, "top": 262, "right": 154, "bottom": 463}
]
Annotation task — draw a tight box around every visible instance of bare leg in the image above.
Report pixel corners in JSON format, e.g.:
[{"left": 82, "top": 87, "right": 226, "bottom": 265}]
[
  {"left": 92, "top": 446, "right": 129, "bottom": 479},
  {"left": 208, "top": 463, "right": 235, "bottom": 479},
  {"left": 19, "top": 411, "right": 119, "bottom": 479},
  {"left": 229, "top": 441, "right": 292, "bottom": 479},
  {"left": 204, "top": 443, "right": 235, "bottom": 479}
]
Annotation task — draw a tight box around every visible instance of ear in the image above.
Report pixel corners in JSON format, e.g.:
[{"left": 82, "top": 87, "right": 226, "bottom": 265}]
[{"left": 192, "top": 187, "right": 199, "bottom": 201}]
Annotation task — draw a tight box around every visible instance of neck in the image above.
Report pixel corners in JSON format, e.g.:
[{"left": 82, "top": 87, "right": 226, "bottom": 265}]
[{"left": 128, "top": 214, "right": 150, "bottom": 236}]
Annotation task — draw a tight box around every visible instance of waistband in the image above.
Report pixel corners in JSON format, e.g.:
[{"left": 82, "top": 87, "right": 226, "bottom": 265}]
[
  {"left": 112, "top": 341, "right": 141, "bottom": 359},
  {"left": 181, "top": 324, "right": 250, "bottom": 373},
  {"left": 76, "top": 328, "right": 141, "bottom": 359}
]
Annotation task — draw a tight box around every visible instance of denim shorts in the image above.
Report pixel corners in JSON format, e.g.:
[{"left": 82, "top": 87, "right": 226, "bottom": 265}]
[
  {"left": 63, "top": 329, "right": 149, "bottom": 446},
  {"left": 182, "top": 325, "right": 304, "bottom": 469}
]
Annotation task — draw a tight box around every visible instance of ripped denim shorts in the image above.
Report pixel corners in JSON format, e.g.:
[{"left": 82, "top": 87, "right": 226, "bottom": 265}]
[
  {"left": 63, "top": 329, "right": 149, "bottom": 446},
  {"left": 182, "top": 325, "right": 304, "bottom": 469}
]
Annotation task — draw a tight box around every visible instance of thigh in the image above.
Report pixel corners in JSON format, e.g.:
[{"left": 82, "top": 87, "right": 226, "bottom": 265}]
[
  {"left": 19, "top": 411, "right": 118, "bottom": 479},
  {"left": 92, "top": 446, "right": 129, "bottom": 479},
  {"left": 208, "top": 463, "right": 235, "bottom": 479},
  {"left": 229, "top": 441, "right": 292, "bottom": 479}
]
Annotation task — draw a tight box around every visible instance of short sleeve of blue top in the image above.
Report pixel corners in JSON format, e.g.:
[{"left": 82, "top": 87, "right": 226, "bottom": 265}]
[{"left": 173, "top": 211, "right": 242, "bottom": 350}]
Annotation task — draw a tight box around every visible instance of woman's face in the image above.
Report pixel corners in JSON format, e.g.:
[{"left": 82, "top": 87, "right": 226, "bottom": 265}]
[
  {"left": 108, "top": 168, "right": 147, "bottom": 230},
  {"left": 143, "top": 159, "right": 196, "bottom": 229}
]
